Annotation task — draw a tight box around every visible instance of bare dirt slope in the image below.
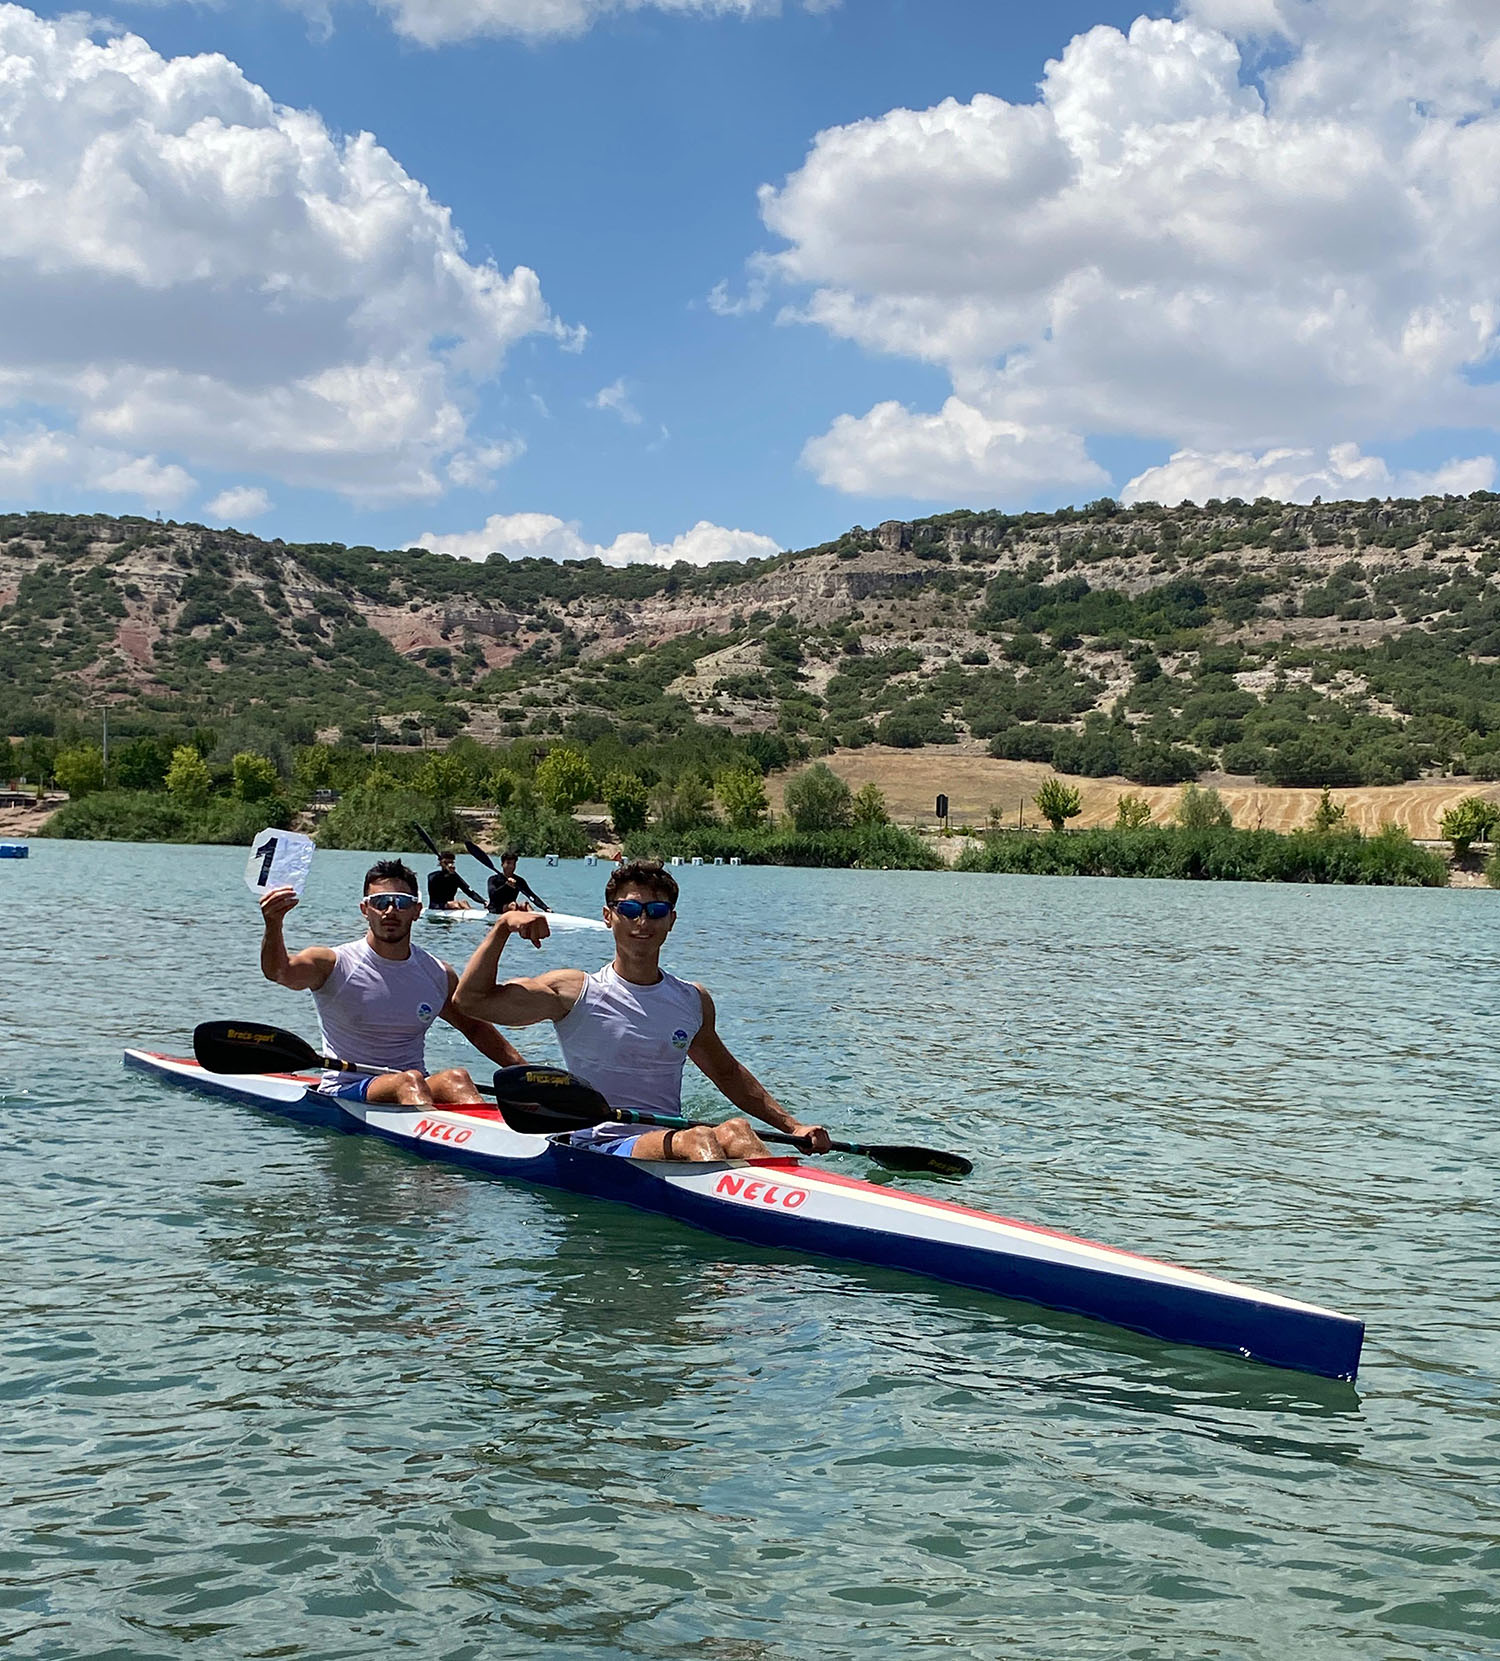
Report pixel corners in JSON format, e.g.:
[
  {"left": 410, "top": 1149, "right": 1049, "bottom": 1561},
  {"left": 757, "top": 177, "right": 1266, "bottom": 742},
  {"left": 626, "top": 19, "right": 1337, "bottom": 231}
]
[{"left": 770, "top": 747, "right": 1500, "bottom": 839}]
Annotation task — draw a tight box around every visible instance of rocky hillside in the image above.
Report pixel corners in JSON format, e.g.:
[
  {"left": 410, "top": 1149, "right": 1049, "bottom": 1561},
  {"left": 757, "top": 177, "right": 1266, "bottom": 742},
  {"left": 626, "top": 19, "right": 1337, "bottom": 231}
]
[{"left": 6, "top": 493, "right": 1500, "bottom": 787}]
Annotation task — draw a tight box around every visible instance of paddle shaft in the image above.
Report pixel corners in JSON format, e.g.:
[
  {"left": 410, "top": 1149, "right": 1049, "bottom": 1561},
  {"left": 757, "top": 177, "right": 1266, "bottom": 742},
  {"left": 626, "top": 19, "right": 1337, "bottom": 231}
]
[{"left": 192, "top": 1026, "right": 969, "bottom": 1173}]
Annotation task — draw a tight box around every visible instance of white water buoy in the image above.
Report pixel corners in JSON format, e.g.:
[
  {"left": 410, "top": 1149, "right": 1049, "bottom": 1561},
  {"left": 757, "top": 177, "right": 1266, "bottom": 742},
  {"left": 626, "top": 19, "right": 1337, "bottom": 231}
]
[
  {"left": 729, "top": 856, "right": 740, "bottom": 866},
  {"left": 691, "top": 856, "right": 703, "bottom": 867},
  {"left": 545, "top": 853, "right": 559, "bottom": 866},
  {"left": 585, "top": 854, "right": 597, "bottom": 866}
]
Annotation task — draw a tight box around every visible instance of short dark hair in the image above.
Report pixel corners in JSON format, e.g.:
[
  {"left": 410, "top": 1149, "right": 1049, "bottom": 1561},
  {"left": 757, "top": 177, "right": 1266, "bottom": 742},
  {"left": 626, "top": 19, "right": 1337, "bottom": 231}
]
[
  {"left": 500, "top": 849, "right": 518, "bottom": 865},
  {"left": 605, "top": 859, "right": 678, "bottom": 908},
  {"left": 364, "top": 858, "right": 419, "bottom": 896}
]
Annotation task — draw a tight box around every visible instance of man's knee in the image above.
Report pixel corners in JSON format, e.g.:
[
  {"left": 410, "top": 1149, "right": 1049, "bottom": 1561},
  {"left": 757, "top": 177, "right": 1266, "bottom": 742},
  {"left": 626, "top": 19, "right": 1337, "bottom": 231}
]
[
  {"left": 662, "top": 1126, "right": 721, "bottom": 1162},
  {"left": 384, "top": 1069, "right": 426, "bottom": 1104},
  {"left": 714, "top": 1117, "right": 769, "bottom": 1159}
]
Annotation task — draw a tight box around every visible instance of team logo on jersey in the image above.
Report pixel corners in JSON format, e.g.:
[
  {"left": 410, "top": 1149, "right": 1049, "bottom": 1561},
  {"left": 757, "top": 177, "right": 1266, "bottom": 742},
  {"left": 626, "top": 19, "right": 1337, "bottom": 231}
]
[
  {"left": 417, "top": 1001, "right": 436, "bottom": 1023},
  {"left": 671, "top": 1027, "right": 690, "bottom": 1050}
]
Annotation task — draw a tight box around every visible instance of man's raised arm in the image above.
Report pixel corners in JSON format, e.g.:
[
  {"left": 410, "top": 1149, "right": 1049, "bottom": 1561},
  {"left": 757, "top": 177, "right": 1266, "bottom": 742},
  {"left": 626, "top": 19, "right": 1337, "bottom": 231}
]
[
  {"left": 259, "top": 887, "right": 335, "bottom": 991},
  {"left": 454, "top": 911, "right": 581, "bottom": 1025}
]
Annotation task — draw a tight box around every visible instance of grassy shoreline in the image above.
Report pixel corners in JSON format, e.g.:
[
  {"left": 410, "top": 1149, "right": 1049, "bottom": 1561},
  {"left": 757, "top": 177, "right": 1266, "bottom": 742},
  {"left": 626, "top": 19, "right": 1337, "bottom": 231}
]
[{"left": 33, "top": 785, "right": 1491, "bottom": 887}]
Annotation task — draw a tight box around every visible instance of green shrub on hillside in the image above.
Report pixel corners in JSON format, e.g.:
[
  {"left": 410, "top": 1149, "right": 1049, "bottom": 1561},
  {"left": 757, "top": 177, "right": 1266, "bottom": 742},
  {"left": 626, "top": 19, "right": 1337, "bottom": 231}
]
[
  {"left": 1033, "top": 776, "right": 1082, "bottom": 831},
  {"left": 623, "top": 822, "right": 940, "bottom": 870},
  {"left": 39, "top": 790, "right": 288, "bottom": 844},
  {"left": 1173, "top": 783, "right": 1232, "bottom": 829},
  {"left": 954, "top": 824, "right": 1446, "bottom": 886},
  {"left": 783, "top": 762, "right": 853, "bottom": 832},
  {"left": 317, "top": 787, "right": 461, "bottom": 852},
  {"left": 600, "top": 769, "right": 649, "bottom": 837},
  {"left": 231, "top": 751, "right": 282, "bottom": 803},
  {"left": 53, "top": 743, "right": 105, "bottom": 797},
  {"left": 497, "top": 779, "right": 591, "bottom": 858},
  {"left": 1439, "top": 795, "right": 1500, "bottom": 857}
]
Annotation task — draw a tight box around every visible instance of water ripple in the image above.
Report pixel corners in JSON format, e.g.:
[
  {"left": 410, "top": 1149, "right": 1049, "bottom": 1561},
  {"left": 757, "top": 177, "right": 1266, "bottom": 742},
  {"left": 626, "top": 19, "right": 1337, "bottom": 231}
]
[{"left": 2, "top": 845, "right": 1497, "bottom": 1658}]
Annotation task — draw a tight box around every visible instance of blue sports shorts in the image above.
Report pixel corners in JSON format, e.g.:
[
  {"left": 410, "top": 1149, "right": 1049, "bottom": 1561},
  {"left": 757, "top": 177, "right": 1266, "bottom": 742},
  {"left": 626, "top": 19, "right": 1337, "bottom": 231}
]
[
  {"left": 319, "top": 1076, "right": 373, "bottom": 1102},
  {"left": 567, "top": 1125, "right": 644, "bottom": 1158}
]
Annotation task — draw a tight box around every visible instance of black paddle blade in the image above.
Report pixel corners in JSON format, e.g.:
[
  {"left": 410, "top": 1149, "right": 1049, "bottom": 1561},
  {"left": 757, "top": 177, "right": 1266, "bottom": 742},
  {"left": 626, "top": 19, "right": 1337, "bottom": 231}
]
[
  {"left": 491, "top": 1065, "right": 612, "bottom": 1130},
  {"left": 861, "top": 1143, "right": 973, "bottom": 1178},
  {"left": 194, "top": 1020, "right": 321, "bottom": 1075},
  {"left": 465, "top": 838, "right": 499, "bottom": 873},
  {"left": 411, "top": 822, "right": 442, "bottom": 858},
  {"left": 493, "top": 1098, "right": 603, "bottom": 1136}
]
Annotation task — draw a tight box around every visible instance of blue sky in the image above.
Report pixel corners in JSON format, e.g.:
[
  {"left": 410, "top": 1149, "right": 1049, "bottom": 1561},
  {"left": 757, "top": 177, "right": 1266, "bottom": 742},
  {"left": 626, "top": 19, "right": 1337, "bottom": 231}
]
[{"left": 3, "top": 0, "right": 1499, "bottom": 561}]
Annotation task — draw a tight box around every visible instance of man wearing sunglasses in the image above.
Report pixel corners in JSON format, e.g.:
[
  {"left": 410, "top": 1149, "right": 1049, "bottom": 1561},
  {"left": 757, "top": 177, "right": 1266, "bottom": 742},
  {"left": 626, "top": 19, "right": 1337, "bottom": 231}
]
[
  {"left": 258, "top": 858, "right": 529, "bottom": 1108},
  {"left": 455, "top": 859, "right": 830, "bottom": 1162}
]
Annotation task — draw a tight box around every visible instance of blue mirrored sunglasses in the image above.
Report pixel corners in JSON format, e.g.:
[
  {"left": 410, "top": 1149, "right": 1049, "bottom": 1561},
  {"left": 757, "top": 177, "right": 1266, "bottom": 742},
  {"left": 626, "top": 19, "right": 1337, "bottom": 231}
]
[
  {"left": 366, "top": 893, "right": 420, "bottom": 913},
  {"left": 610, "top": 899, "right": 673, "bottom": 921}
]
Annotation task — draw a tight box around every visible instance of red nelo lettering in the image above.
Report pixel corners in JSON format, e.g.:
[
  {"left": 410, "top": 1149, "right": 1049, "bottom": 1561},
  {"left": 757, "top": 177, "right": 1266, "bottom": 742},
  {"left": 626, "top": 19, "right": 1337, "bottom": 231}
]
[
  {"left": 783, "top": 1189, "right": 807, "bottom": 1210},
  {"left": 717, "top": 1174, "right": 745, "bottom": 1196},
  {"left": 742, "top": 1181, "right": 763, "bottom": 1201},
  {"left": 759, "top": 1185, "right": 780, "bottom": 1205},
  {"left": 414, "top": 1118, "right": 435, "bottom": 1136}
]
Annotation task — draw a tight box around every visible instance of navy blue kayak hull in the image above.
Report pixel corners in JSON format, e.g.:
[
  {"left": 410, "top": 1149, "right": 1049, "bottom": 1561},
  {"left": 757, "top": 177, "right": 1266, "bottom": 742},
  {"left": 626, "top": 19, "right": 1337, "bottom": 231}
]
[{"left": 123, "top": 1050, "right": 1364, "bottom": 1381}]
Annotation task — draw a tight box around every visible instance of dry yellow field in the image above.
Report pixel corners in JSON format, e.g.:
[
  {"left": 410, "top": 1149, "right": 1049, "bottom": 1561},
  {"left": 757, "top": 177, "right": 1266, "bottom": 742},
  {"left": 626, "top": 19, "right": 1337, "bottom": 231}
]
[{"left": 768, "top": 747, "right": 1500, "bottom": 839}]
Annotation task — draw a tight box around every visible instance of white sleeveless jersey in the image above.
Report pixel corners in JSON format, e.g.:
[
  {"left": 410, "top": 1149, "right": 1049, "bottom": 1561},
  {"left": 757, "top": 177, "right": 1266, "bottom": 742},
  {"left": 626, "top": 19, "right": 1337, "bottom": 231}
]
[
  {"left": 554, "top": 962, "right": 704, "bottom": 1114},
  {"left": 311, "top": 937, "right": 450, "bottom": 1090}
]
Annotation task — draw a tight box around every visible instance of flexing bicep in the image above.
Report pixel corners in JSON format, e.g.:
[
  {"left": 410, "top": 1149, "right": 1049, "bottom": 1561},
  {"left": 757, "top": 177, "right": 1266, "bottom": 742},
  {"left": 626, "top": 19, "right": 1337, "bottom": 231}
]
[{"left": 455, "top": 967, "right": 583, "bottom": 1025}]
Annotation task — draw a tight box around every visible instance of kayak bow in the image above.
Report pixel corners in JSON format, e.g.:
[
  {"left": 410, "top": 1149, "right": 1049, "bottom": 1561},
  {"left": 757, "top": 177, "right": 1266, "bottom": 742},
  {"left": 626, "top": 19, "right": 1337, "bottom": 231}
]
[{"left": 122, "top": 1050, "right": 1364, "bottom": 1381}]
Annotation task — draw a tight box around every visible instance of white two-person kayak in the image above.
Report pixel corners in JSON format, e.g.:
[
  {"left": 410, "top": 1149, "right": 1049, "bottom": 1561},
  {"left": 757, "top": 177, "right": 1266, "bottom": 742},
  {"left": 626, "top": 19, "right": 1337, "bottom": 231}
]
[
  {"left": 423, "top": 908, "right": 609, "bottom": 932},
  {"left": 123, "top": 1049, "right": 1365, "bottom": 1382}
]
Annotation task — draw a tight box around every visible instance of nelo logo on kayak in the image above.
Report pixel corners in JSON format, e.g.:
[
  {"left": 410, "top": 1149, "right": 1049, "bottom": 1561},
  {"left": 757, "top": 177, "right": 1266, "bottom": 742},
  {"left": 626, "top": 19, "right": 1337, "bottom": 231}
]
[
  {"left": 715, "top": 1173, "right": 807, "bottom": 1210},
  {"left": 414, "top": 1118, "right": 473, "bottom": 1145}
]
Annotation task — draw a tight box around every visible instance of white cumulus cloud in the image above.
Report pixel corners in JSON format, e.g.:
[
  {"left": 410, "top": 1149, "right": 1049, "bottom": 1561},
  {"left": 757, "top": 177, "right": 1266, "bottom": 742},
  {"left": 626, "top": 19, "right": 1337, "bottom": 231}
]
[
  {"left": 205, "top": 485, "right": 273, "bottom": 521},
  {"left": 1123, "top": 443, "right": 1497, "bottom": 506},
  {"left": 753, "top": 1, "right": 1500, "bottom": 503},
  {"left": 417, "top": 512, "right": 780, "bottom": 566},
  {"left": 369, "top": 0, "right": 835, "bottom": 46},
  {"left": 0, "top": 426, "right": 194, "bottom": 508},
  {"left": 802, "top": 397, "right": 1106, "bottom": 499},
  {"left": 0, "top": 6, "right": 570, "bottom": 507}
]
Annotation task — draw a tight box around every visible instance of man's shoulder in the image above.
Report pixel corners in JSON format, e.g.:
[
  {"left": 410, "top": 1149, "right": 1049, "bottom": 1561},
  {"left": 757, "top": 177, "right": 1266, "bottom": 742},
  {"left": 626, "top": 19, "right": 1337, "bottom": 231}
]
[
  {"left": 410, "top": 941, "right": 451, "bottom": 976},
  {"left": 544, "top": 965, "right": 592, "bottom": 1007}
]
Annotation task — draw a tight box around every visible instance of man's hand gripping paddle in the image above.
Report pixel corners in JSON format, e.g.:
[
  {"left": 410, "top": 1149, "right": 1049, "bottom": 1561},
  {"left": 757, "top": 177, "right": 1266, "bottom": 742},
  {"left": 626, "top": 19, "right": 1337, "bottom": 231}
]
[{"left": 489, "top": 1066, "right": 974, "bottom": 1177}]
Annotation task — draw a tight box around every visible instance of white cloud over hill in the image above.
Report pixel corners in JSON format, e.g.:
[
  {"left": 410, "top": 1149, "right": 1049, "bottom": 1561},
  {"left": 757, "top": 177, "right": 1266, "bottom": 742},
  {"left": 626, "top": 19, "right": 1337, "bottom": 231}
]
[
  {"left": 752, "top": 0, "right": 1500, "bottom": 501},
  {"left": 0, "top": 5, "right": 569, "bottom": 510},
  {"left": 368, "top": 0, "right": 836, "bottom": 47},
  {"left": 417, "top": 512, "right": 780, "bottom": 565},
  {"left": 1123, "top": 443, "right": 1496, "bottom": 507}
]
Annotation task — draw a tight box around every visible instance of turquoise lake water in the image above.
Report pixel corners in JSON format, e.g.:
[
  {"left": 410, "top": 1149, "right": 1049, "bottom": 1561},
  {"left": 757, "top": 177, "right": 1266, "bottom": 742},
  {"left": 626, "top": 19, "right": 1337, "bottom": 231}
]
[{"left": 2, "top": 840, "right": 1498, "bottom": 1659}]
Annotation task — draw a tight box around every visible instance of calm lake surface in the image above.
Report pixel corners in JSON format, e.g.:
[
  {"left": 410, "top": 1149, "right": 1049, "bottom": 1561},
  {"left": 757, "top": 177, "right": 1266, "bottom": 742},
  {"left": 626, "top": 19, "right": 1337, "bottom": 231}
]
[{"left": 3, "top": 841, "right": 1498, "bottom": 1660}]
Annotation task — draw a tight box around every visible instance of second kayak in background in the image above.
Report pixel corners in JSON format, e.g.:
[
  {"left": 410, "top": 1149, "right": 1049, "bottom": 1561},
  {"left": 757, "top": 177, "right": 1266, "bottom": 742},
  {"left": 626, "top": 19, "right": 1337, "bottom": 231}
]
[{"left": 423, "top": 908, "right": 610, "bottom": 933}]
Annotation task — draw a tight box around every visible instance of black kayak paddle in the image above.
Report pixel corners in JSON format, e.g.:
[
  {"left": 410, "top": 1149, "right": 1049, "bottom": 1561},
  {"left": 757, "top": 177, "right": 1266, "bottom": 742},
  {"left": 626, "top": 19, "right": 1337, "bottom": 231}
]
[
  {"left": 491, "top": 1065, "right": 973, "bottom": 1177},
  {"left": 189, "top": 1024, "right": 972, "bottom": 1176},
  {"left": 194, "top": 1019, "right": 394, "bottom": 1080}
]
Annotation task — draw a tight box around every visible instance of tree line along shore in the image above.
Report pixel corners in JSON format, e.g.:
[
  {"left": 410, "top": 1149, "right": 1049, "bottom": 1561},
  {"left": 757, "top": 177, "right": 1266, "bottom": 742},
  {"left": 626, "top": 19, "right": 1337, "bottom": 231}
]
[
  {"left": 8, "top": 491, "right": 1500, "bottom": 888},
  {"left": 11, "top": 732, "right": 1498, "bottom": 889}
]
